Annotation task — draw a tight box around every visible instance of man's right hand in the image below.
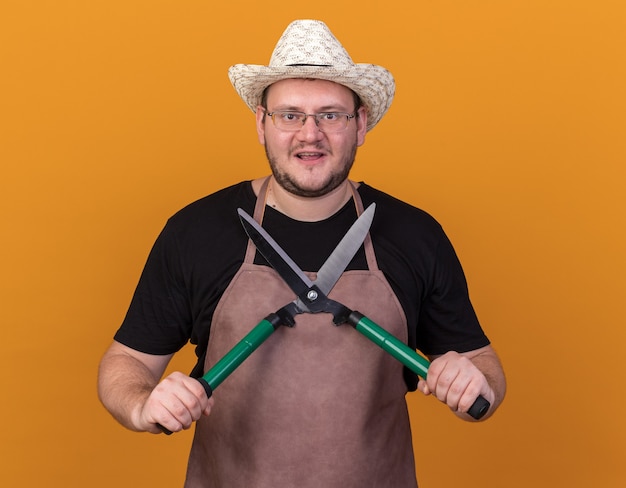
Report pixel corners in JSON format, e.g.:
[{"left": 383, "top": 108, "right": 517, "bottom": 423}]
[
  {"left": 98, "top": 341, "right": 214, "bottom": 434},
  {"left": 136, "top": 372, "right": 214, "bottom": 434}
]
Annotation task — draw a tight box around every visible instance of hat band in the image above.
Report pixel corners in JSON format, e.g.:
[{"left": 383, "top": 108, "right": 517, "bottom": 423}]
[{"left": 286, "top": 63, "right": 332, "bottom": 67}]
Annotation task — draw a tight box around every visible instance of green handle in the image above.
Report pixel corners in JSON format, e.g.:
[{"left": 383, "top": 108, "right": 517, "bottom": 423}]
[
  {"left": 348, "top": 312, "right": 490, "bottom": 420},
  {"left": 159, "top": 314, "right": 280, "bottom": 434},
  {"left": 200, "top": 316, "right": 278, "bottom": 392},
  {"left": 350, "top": 313, "right": 430, "bottom": 377}
]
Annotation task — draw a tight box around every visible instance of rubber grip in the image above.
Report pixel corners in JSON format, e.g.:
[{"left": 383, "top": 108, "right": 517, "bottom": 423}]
[
  {"left": 196, "top": 377, "right": 213, "bottom": 399},
  {"left": 467, "top": 394, "right": 490, "bottom": 420}
]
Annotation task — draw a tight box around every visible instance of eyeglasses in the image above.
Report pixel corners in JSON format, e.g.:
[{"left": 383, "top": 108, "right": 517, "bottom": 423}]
[{"left": 264, "top": 110, "right": 356, "bottom": 133}]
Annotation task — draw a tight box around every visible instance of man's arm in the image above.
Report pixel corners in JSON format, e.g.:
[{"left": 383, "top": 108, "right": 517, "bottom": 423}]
[
  {"left": 97, "top": 341, "right": 213, "bottom": 434},
  {"left": 418, "top": 345, "right": 506, "bottom": 421}
]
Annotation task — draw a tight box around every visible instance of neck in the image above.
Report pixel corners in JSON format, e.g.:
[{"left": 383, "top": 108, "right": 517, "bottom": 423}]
[{"left": 253, "top": 177, "right": 354, "bottom": 222}]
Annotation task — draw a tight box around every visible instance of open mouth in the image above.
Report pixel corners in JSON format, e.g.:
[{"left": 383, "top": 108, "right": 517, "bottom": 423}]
[{"left": 294, "top": 151, "right": 325, "bottom": 161}]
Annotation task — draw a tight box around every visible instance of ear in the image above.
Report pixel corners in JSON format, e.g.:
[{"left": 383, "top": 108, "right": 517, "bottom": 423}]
[
  {"left": 356, "top": 105, "right": 368, "bottom": 146},
  {"left": 255, "top": 106, "right": 267, "bottom": 145}
]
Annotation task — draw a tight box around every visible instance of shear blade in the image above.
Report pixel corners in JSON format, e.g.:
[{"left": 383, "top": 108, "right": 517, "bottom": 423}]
[{"left": 238, "top": 203, "right": 375, "bottom": 308}]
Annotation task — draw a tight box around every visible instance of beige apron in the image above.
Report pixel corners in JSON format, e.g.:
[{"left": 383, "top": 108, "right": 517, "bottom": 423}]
[{"left": 185, "top": 179, "right": 417, "bottom": 487}]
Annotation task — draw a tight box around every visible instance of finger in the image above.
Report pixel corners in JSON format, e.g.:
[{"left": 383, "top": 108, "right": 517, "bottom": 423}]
[
  {"left": 444, "top": 373, "right": 473, "bottom": 412},
  {"left": 184, "top": 377, "right": 213, "bottom": 409},
  {"left": 142, "top": 400, "right": 184, "bottom": 434},
  {"left": 426, "top": 355, "right": 459, "bottom": 403},
  {"left": 148, "top": 377, "right": 207, "bottom": 432},
  {"left": 202, "top": 398, "right": 214, "bottom": 417},
  {"left": 446, "top": 360, "right": 483, "bottom": 409},
  {"left": 432, "top": 368, "right": 461, "bottom": 406},
  {"left": 165, "top": 382, "right": 210, "bottom": 429},
  {"left": 206, "top": 396, "right": 215, "bottom": 414},
  {"left": 417, "top": 378, "right": 431, "bottom": 396},
  {"left": 457, "top": 377, "right": 488, "bottom": 414},
  {"left": 423, "top": 354, "right": 449, "bottom": 394}
]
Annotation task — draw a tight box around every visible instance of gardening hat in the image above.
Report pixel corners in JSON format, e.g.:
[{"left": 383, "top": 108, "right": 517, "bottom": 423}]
[{"left": 228, "top": 19, "right": 395, "bottom": 131}]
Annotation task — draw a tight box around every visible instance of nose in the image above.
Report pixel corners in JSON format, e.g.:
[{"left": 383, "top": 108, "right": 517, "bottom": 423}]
[{"left": 297, "top": 115, "right": 324, "bottom": 141}]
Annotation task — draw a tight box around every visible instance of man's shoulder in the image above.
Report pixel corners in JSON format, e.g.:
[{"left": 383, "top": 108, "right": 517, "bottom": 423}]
[
  {"left": 357, "top": 182, "right": 442, "bottom": 232},
  {"left": 167, "top": 180, "right": 256, "bottom": 227}
]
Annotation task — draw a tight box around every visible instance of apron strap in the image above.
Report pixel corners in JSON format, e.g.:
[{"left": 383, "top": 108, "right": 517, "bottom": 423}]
[
  {"left": 349, "top": 181, "right": 379, "bottom": 272},
  {"left": 243, "top": 177, "right": 271, "bottom": 263},
  {"left": 244, "top": 177, "right": 379, "bottom": 272}
]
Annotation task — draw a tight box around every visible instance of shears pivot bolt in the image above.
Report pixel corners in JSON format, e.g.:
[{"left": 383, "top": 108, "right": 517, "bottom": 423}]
[{"left": 307, "top": 290, "right": 318, "bottom": 301}]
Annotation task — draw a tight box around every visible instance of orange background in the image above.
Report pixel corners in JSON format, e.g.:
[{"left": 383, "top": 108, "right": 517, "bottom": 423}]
[{"left": 1, "top": 1, "right": 624, "bottom": 486}]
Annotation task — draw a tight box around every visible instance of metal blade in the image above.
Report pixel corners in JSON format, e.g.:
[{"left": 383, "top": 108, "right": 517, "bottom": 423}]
[
  {"left": 237, "top": 209, "right": 314, "bottom": 300},
  {"left": 314, "top": 203, "right": 376, "bottom": 295},
  {"left": 238, "top": 203, "right": 376, "bottom": 311}
]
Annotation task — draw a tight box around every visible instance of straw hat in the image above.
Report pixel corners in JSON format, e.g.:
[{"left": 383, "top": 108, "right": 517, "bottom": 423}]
[{"left": 228, "top": 19, "right": 395, "bottom": 131}]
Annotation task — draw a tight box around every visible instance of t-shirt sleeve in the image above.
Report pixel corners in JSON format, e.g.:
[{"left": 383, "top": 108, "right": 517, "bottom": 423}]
[
  {"left": 114, "top": 222, "right": 193, "bottom": 355},
  {"left": 415, "top": 232, "right": 490, "bottom": 356}
]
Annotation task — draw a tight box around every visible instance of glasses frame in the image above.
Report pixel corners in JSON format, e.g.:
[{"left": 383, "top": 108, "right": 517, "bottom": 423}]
[{"left": 264, "top": 110, "right": 356, "bottom": 133}]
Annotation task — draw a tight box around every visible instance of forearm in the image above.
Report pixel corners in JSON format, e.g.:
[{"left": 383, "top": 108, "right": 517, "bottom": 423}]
[
  {"left": 97, "top": 342, "right": 171, "bottom": 431},
  {"left": 472, "top": 348, "right": 506, "bottom": 404}
]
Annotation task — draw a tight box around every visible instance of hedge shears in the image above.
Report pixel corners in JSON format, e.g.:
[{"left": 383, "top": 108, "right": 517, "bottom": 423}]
[
  {"left": 159, "top": 202, "right": 488, "bottom": 433},
  {"left": 237, "top": 204, "right": 490, "bottom": 420}
]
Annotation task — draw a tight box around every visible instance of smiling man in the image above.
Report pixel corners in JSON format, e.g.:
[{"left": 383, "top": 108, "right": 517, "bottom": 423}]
[
  {"left": 98, "top": 19, "right": 506, "bottom": 488},
  {"left": 259, "top": 78, "right": 365, "bottom": 201}
]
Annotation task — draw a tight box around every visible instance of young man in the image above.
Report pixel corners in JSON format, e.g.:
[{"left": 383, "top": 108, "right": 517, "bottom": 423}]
[{"left": 98, "top": 19, "right": 505, "bottom": 488}]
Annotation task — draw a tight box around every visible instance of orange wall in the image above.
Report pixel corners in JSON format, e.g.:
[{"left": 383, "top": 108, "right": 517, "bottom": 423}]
[{"left": 1, "top": 1, "right": 624, "bottom": 486}]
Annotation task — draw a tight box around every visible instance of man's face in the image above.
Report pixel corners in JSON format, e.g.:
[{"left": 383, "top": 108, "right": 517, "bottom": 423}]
[{"left": 256, "top": 78, "right": 368, "bottom": 198}]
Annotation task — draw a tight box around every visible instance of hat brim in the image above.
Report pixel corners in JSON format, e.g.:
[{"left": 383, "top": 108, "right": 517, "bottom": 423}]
[{"left": 228, "top": 64, "right": 395, "bottom": 131}]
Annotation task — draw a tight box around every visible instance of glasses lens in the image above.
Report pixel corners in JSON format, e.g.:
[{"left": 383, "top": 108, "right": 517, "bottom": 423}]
[
  {"left": 317, "top": 113, "right": 346, "bottom": 132},
  {"left": 269, "top": 111, "right": 352, "bottom": 132},
  {"left": 273, "top": 112, "right": 304, "bottom": 129}
]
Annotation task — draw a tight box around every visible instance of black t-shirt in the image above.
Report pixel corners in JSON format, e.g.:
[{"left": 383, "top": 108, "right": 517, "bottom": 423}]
[{"left": 114, "top": 181, "right": 489, "bottom": 389}]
